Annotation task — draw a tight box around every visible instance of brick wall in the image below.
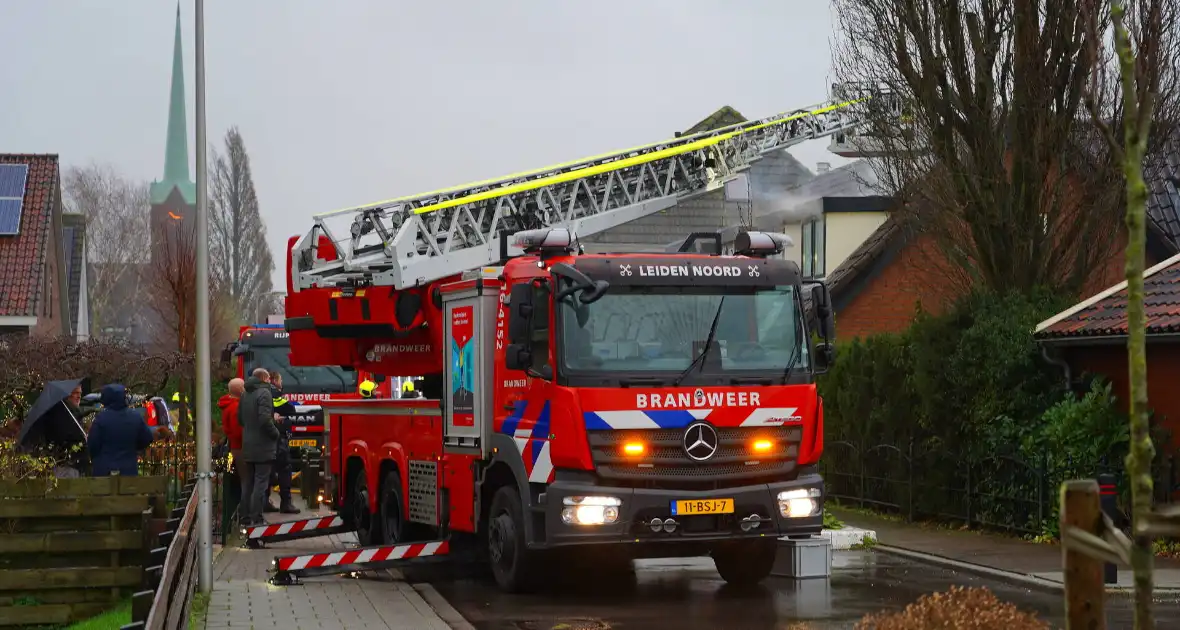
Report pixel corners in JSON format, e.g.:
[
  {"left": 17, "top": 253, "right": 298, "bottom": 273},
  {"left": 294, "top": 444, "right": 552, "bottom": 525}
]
[
  {"left": 1065, "top": 343, "right": 1180, "bottom": 452},
  {"left": 836, "top": 233, "right": 960, "bottom": 338},
  {"left": 838, "top": 228, "right": 1160, "bottom": 339}
]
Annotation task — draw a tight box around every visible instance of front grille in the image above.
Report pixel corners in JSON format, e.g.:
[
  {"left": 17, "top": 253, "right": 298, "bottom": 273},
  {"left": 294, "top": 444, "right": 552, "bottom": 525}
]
[{"left": 588, "top": 426, "right": 802, "bottom": 485}]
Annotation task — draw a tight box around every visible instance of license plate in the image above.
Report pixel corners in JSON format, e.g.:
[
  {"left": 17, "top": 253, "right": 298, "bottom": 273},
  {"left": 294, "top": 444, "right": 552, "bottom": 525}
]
[
  {"left": 671, "top": 498, "right": 734, "bottom": 516},
  {"left": 288, "top": 439, "right": 317, "bottom": 448}
]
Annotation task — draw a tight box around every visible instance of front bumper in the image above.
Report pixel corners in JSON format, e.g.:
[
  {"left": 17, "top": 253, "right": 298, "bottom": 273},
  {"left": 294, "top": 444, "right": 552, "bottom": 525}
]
[{"left": 539, "top": 472, "right": 824, "bottom": 548}]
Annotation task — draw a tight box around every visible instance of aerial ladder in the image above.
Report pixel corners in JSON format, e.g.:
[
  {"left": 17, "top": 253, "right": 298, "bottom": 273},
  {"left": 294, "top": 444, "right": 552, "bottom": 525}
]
[
  {"left": 289, "top": 84, "right": 895, "bottom": 294},
  {"left": 263, "top": 84, "right": 895, "bottom": 583}
]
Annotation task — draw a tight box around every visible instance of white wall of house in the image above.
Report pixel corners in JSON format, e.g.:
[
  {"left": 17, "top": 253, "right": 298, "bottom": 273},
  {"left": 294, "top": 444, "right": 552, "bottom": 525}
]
[
  {"left": 76, "top": 257, "right": 90, "bottom": 341},
  {"left": 753, "top": 207, "right": 887, "bottom": 278},
  {"left": 825, "top": 212, "right": 888, "bottom": 272}
]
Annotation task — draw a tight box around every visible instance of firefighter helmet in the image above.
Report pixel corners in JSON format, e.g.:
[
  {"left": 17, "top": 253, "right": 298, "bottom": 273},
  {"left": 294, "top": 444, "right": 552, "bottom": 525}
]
[
  {"left": 402, "top": 379, "right": 415, "bottom": 394},
  {"left": 359, "top": 379, "right": 376, "bottom": 398}
]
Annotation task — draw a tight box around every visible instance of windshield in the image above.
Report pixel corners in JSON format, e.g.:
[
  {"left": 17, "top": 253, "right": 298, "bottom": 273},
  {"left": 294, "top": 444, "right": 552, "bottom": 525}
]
[
  {"left": 558, "top": 285, "right": 807, "bottom": 375},
  {"left": 245, "top": 345, "right": 357, "bottom": 394}
]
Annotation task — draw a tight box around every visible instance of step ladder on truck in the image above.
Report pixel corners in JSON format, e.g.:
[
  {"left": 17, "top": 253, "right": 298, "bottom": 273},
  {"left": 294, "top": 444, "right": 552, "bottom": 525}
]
[{"left": 256, "top": 85, "right": 896, "bottom": 591}]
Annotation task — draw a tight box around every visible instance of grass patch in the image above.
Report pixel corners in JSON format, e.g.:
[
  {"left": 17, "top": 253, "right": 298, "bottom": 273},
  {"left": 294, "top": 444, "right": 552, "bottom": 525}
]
[
  {"left": 63, "top": 600, "right": 131, "bottom": 630},
  {"left": 189, "top": 591, "right": 210, "bottom": 628}
]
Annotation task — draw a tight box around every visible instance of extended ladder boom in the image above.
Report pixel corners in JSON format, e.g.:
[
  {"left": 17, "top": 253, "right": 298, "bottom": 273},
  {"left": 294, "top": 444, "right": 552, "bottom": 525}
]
[{"left": 291, "top": 85, "right": 893, "bottom": 292}]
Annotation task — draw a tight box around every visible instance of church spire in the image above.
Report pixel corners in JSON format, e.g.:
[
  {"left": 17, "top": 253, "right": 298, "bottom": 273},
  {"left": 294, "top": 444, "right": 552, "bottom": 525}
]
[
  {"left": 163, "top": 3, "right": 189, "bottom": 184},
  {"left": 151, "top": 3, "right": 195, "bottom": 205}
]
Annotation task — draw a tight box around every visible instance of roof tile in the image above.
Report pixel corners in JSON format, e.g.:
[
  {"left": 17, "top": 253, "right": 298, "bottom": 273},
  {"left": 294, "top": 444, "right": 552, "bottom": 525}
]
[
  {"left": 0, "top": 154, "right": 58, "bottom": 318},
  {"left": 1037, "top": 256, "right": 1180, "bottom": 338}
]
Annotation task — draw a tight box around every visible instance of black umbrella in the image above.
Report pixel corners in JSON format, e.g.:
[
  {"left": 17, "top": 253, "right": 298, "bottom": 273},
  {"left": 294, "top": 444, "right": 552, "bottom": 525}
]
[{"left": 17, "top": 379, "right": 85, "bottom": 448}]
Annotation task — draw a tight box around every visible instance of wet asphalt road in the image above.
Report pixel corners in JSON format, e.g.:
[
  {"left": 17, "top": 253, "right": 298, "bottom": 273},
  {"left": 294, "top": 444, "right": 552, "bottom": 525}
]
[{"left": 421, "top": 550, "right": 1180, "bottom": 630}]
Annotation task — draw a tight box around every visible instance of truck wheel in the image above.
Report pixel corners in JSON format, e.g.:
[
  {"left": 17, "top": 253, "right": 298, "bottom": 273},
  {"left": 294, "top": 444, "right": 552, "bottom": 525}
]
[
  {"left": 351, "top": 472, "right": 381, "bottom": 546},
  {"left": 486, "top": 485, "right": 540, "bottom": 593},
  {"left": 379, "top": 471, "right": 405, "bottom": 545},
  {"left": 712, "top": 540, "right": 776, "bottom": 587}
]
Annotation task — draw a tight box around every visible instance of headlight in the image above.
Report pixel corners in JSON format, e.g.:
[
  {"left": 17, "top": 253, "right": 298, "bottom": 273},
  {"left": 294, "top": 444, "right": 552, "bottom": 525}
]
[
  {"left": 777, "top": 487, "right": 822, "bottom": 519},
  {"left": 561, "top": 495, "right": 621, "bottom": 526}
]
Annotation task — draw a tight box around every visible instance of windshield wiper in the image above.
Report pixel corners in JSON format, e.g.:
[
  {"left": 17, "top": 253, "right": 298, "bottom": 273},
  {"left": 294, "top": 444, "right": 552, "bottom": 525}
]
[
  {"left": 673, "top": 297, "right": 726, "bottom": 387},
  {"left": 780, "top": 330, "right": 803, "bottom": 385}
]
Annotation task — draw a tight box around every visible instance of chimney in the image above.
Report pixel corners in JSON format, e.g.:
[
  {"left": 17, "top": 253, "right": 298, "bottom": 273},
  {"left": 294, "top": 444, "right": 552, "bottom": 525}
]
[{"left": 816, "top": 162, "right": 831, "bottom": 174}]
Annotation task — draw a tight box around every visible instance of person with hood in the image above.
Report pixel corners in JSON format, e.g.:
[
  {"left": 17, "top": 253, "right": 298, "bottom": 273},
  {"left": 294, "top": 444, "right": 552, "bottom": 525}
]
[
  {"left": 87, "top": 384, "right": 155, "bottom": 477},
  {"left": 239, "top": 369, "right": 280, "bottom": 526},
  {"left": 218, "top": 378, "right": 245, "bottom": 472}
]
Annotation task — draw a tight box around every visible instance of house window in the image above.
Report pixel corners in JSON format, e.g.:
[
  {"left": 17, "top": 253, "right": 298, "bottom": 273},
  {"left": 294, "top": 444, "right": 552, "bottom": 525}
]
[
  {"left": 725, "top": 174, "right": 750, "bottom": 201},
  {"left": 801, "top": 216, "right": 825, "bottom": 278}
]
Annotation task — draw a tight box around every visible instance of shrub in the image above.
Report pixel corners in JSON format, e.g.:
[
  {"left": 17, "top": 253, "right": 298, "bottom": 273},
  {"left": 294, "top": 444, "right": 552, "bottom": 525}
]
[
  {"left": 0, "top": 336, "right": 193, "bottom": 434},
  {"left": 821, "top": 290, "right": 1067, "bottom": 457},
  {"left": 854, "top": 586, "right": 1048, "bottom": 629}
]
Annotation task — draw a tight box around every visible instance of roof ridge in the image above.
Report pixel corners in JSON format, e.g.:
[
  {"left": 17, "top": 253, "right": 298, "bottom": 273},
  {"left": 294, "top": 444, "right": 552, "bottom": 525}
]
[{"left": 1034, "top": 251, "right": 1180, "bottom": 333}]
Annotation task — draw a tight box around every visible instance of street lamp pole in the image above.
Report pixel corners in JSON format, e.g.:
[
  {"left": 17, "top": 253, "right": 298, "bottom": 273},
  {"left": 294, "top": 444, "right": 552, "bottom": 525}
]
[{"left": 194, "top": 0, "right": 214, "bottom": 594}]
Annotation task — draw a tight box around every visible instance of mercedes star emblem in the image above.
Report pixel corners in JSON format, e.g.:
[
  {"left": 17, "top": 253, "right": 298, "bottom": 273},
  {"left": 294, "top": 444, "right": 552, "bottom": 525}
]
[{"left": 683, "top": 422, "right": 719, "bottom": 462}]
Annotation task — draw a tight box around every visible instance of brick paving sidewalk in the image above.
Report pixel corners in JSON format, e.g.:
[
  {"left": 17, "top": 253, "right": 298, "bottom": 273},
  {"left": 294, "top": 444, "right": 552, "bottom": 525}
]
[
  {"left": 204, "top": 498, "right": 461, "bottom": 629},
  {"left": 829, "top": 506, "right": 1180, "bottom": 590}
]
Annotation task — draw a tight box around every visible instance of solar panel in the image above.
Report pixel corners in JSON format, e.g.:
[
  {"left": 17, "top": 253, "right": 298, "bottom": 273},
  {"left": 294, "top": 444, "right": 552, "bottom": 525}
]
[
  {"left": 0, "top": 164, "right": 29, "bottom": 197},
  {"left": 0, "top": 164, "right": 30, "bottom": 235}
]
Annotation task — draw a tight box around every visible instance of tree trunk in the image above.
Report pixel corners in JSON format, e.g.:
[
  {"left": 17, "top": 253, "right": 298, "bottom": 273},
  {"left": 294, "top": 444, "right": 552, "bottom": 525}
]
[{"left": 1111, "top": 1, "right": 1156, "bottom": 626}]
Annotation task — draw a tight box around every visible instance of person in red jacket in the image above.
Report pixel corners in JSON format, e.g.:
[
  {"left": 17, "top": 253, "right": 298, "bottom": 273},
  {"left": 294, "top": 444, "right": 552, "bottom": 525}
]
[{"left": 218, "top": 378, "right": 246, "bottom": 478}]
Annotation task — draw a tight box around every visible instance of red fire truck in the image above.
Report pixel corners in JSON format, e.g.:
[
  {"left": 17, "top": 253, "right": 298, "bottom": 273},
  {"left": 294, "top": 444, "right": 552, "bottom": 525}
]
[{"left": 260, "top": 90, "right": 882, "bottom": 591}]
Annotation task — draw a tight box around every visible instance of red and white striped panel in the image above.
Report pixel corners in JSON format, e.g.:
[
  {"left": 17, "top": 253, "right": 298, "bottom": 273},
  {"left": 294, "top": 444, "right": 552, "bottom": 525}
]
[
  {"left": 246, "top": 515, "right": 344, "bottom": 539},
  {"left": 275, "top": 540, "right": 449, "bottom": 572}
]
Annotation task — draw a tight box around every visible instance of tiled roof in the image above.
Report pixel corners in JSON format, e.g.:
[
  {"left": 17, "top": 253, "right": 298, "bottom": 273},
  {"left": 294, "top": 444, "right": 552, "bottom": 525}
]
[
  {"left": 1145, "top": 135, "right": 1180, "bottom": 246},
  {"left": 681, "top": 106, "right": 747, "bottom": 136},
  {"left": 62, "top": 212, "right": 86, "bottom": 336},
  {"left": 1035, "top": 253, "right": 1180, "bottom": 339},
  {"left": 0, "top": 154, "right": 59, "bottom": 318}
]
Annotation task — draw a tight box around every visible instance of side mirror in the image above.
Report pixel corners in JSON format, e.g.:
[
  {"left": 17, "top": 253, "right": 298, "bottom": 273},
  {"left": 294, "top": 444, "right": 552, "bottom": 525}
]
[
  {"left": 505, "top": 343, "right": 532, "bottom": 371},
  {"left": 508, "top": 284, "right": 534, "bottom": 344},
  {"left": 220, "top": 343, "right": 236, "bottom": 364},
  {"left": 811, "top": 284, "right": 834, "bottom": 339},
  {"left": 813, "top": 341, "right": 836, "bottom": 373},
  {"left": 578, "top": 280, "right": 610, "bottom": 304}
]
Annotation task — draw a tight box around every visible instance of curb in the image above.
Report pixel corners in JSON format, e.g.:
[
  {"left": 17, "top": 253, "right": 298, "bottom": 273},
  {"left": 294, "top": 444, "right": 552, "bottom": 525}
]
[
  {"left": 414, "top": 583, "right": 476, "bottom": 630},
  {"left": 873, "top": 545, "right": 1180, "bottom": 596}
]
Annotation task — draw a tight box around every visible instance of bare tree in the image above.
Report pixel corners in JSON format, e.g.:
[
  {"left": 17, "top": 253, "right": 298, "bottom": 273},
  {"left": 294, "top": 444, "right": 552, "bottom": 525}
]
[
  {"left": 62, "top": 164, "right": 150, "bottom": 334},
  {"left": 831, "top": 0, "right": 1179, "bottom": 296},
  {"left": 210, "top": 127, "right": 275, "bottom": 322},
  {"left": 142, "top": 220, "right": 236, "bottom": 436},
  {"left": 1082, "top": 1, "right": 1179, "bottom": 626}
]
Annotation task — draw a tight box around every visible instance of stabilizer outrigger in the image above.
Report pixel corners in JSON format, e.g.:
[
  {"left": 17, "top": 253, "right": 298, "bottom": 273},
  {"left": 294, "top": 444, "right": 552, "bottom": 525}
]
[
  {"left": 242, "top": 514, "right": 350, "bottom": 549},
  {"left": 269, "top": 539, "right": 451, "bottom": 585}
]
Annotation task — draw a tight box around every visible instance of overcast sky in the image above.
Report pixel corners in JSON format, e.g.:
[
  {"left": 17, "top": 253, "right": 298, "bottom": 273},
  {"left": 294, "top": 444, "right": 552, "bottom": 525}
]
[{"left": 0, "top": 0, "right": 851, "bottom": 290}]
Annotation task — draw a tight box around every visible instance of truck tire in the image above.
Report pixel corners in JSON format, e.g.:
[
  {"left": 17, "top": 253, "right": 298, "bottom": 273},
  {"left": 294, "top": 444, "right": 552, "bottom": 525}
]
[
  {"left": 379, "top": 471, "right": 406, "bottom": 545},
  {"left": 351, "top": 472, "right": 382, "bottom": 546},
  {"left": 486, "top": 485, "right": 540, "bottom": 593},
  {"left": 712, "top": 540, "right": 776, "bottom": 587}
]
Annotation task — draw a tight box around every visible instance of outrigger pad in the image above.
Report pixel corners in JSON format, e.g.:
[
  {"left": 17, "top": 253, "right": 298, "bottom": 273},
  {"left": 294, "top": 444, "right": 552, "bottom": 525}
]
[
  {"left": 269, "top": 539, "right": 450, "bottom": 584},
  {"left": 243, "top": 515, "right": 349, "bottom": 548}
]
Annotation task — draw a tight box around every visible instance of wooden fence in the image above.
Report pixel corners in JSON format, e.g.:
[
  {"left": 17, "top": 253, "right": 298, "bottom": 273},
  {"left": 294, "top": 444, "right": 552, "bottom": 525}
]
[
  {"left": 122, "top": 480, "right": 198, "bottom": 630},
  {"left": 0, "top": 476, "right": 169, "bottom": 627}
]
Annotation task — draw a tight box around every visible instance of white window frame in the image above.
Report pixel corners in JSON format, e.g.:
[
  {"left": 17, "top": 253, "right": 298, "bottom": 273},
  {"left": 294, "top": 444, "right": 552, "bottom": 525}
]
[{"left": 801, "top": 216, "right": 826, "bottom": 278}]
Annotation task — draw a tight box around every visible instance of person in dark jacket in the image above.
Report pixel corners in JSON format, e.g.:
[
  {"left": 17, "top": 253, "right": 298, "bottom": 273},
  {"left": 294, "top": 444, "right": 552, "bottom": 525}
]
[
  {"left": 87, "top": 384, "right": 154, "bottom": 477},
  {"left": 267, "top": 373, "right": 301, "bottom": 515},
  {"left": 239, "top": 370, "right": 280, "bottom": 526}
]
